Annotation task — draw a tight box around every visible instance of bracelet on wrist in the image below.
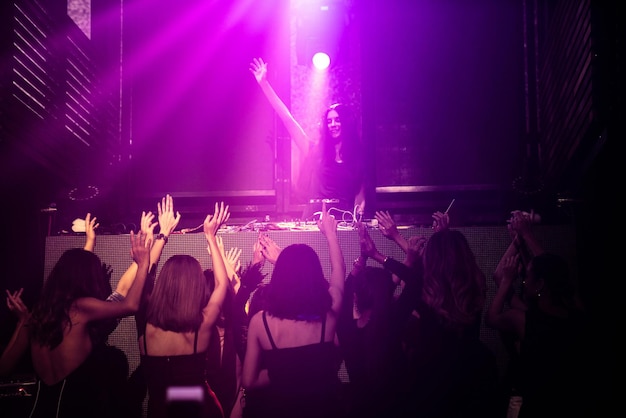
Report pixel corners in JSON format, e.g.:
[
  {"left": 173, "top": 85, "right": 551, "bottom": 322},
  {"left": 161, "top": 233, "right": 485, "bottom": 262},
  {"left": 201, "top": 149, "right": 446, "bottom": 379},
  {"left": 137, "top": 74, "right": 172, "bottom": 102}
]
[{"left": 155, "top": 233, "right": 168, "bottom": 244}]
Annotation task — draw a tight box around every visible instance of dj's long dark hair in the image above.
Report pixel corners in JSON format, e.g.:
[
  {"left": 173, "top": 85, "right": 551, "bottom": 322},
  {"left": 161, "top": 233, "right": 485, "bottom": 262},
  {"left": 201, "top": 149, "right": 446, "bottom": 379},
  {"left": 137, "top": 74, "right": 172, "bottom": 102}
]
[{"left": 319, "top": 103, "right": 363, "bottom": 168}]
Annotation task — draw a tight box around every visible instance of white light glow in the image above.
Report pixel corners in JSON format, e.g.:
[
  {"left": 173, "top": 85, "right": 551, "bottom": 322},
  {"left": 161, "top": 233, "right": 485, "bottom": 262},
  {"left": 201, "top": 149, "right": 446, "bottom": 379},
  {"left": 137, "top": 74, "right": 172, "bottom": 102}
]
[{"left": 312, "top": 52, "right": 330, "bottom": 70}]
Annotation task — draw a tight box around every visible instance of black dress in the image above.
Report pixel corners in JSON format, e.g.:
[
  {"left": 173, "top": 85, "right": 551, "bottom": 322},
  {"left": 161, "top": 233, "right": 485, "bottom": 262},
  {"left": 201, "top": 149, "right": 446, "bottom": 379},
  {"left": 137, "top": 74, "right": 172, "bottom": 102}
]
[
  {"left": 337, "top": 265, "right": 412, "bottom": 418},
  {"left": 383, "top": 258, "right": 501, "bottom": 418},
  {"left": 517, "top": 307, "right": 593, "bottom": 418},
  {"left": 29, "top": 344, "right": 129, "bottom": 418},
  {"left": 140, "top": 331, "right": 224, "bottom": 418},
  {"left": 243, "top": 311, "right": 343, "bottom": 418}
]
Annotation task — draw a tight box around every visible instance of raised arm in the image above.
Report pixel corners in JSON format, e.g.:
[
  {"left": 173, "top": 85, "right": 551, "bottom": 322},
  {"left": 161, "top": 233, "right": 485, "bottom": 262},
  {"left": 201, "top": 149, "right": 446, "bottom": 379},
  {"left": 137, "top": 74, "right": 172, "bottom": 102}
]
[
  {"left": 113, "top": 211, "right": 156, "bottom": 298},
  {"left": 0, "top": 289, "right": 30, "bottom": 376},
  {"left": 202, "top": 202, "right": 231, "bottom": 327},
  {"left": 358, "top": 221, "right": 418, "bottom": 287},
  {"left": 317, "top": 201, "right": 345, "bottom": 315},
  {"left": 258, "top": 233, "right": 281, "bottom": 265},
  {"left": 375, "top": 210, "right": 409, "bottom": 254},
  {"left": 119, "top": 231, "right": 151, "bottom": 312},
  {"left": 83, "top": 213, "right": 99, "bottom": 252},
  {"left": 431, "top": 211, "right": 450, "bottom": 232},
  {"left": 485, "top": 253, "right": 525, "bottom": 339},
  {"left": 249, "top": 57, "right": 309, "bottom": 155},
  {"left": 216, "top": 234, "right": 242, "bottom": 294},
  {"left": 115, "top": 194, "right": 181, "bottom": 297},
  {"left": 151, "top": 193, "right": 181, "bottom": 268},
  {"left": 75, "top": 231, "right": 151, "bottom": 321}
]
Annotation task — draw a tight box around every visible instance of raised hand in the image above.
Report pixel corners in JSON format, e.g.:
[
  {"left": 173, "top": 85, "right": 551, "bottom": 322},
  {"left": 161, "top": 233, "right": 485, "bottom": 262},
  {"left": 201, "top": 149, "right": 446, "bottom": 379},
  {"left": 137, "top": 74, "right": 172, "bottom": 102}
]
[
  {"left": 249, "top": 57, "right": 268, "bottom": 84},
  {"left": 358, "top": 221, "right": 379, "bottom": 259},
  {"left": 5, "top": 288, "right": 29, "bottom": 322},
  {"left": 157, "top": 194, "right": 181, "bottom": 237},
  {"left": 84, "top": 213, "right": 99, "bottom": 252},
  {"left": 317, "top": 201, "right": 338, "bottom": 239},
  {"left": 86, "top": 212, "right": 99, "bottom": 240},
  {"left": 375, "top": 210, "right": 399, "bottom": 240},
  {"left": 224, "top": 246, "right": 242, "bottom": 275},
  {"left": 130, "top": 231, "right": 151, "bottom": 267},
  {"left": 204, "top": 201, "right": 230, "bottom": 239},
  {"left": 140, "top": 211, "right": 158, "bottom": 243},
  {"left": 251, "top": 237, "right": 265, "bottom": 266},
  {"left": 258, "top": 233, "right": 281, "bottom": 265},
  {"left": 215, "top": 235, "right": 242, "bottom": 277},
  {"left": 406, "top": 235, "right": 427, "bottom": 262},
  {"left": 431, "top": 211, "right": 450, "bottom": 232},
  {"left": 508, "top": 210, "right": 534, "bottom": 235}
]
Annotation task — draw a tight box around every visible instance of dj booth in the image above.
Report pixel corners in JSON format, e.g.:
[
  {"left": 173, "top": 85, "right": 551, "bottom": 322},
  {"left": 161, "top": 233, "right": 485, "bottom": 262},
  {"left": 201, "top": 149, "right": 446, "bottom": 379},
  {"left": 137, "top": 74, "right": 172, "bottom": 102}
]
[{"left": 36, "top": 223, "right": 576, "bottom": 417}]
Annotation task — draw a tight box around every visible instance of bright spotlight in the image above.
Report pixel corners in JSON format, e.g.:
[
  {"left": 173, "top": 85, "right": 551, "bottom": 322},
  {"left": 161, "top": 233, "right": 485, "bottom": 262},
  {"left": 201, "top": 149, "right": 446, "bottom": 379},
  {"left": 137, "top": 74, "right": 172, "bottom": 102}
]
[
  {"left": 296, "top": 0, "right": 350, "bottom": 68},
  {"left": 312, "top": 52, "right": 331, "bottom": 70}
]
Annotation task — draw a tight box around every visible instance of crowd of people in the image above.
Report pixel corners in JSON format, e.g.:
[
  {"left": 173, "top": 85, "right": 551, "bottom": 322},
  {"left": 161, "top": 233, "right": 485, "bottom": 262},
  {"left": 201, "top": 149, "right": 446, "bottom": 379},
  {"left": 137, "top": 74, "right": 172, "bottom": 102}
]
[
  {"left": 0, "top": 57, "right": 596, "bottom": 417},
  {"left": 0, "top": 193, "right": 596, "bottom": 418}
]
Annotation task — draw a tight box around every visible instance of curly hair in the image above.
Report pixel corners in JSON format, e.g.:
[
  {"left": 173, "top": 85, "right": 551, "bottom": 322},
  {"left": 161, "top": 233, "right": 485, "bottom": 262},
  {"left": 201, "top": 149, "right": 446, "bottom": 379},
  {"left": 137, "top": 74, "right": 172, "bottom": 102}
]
[
  {"left": 30, "top": 249, "right": 112, "bottom": 349},
  {"left": 421, "top": 229, "right": 486, "bottom": 332}
]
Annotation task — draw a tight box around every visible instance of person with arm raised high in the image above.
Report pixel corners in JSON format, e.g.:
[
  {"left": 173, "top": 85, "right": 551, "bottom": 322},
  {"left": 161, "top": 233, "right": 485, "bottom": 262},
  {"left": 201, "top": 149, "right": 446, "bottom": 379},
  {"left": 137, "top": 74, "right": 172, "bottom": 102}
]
[
  {"left": 138, "top": 201, "right": 230, "bottom": 418},
  {"left": 1, "top": 229, "right": 150, "bottom": 418},
  {"left": 241, "top": 202, "right": 345, "bottom": 418},
  {"left": 250, "top": 58, "right": 365, "bottom": 220}
]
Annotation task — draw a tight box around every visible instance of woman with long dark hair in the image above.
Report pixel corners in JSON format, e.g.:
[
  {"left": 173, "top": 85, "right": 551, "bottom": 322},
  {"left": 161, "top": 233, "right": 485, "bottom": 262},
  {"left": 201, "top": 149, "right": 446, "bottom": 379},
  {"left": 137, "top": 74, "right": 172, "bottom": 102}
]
[
  {"left": 241, "top": 202, "right": 345, "bottom": 418},
  {"left": 250, "top": 58, "right": 365, "bottom": 220},
  {"left": 1, "top": 231, "right": 150, "bottom": 418}
]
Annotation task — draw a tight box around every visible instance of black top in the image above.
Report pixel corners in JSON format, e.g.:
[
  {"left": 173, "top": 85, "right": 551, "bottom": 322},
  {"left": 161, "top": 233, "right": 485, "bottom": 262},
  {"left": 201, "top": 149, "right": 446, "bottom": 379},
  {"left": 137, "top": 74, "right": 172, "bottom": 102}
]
[
  {"left": 29, "top": 344, "right": 129, "bottom": 418},
  {"left": 518, "top": 307, "right": 593, "bottom": 418},
  {"left": 382, "top": 257, "right": 500, "bottom": 418},
  {"left": 243, "top": 311, "right": 342, "bottom": 418},
  {"left": 141, "top": 331, "right": 224, "bottom": 418},
  {"left": 337, "top": 261, "right": 417, "bottom": 418},
  {"left": 298, "top": 145, "right": 364, "bottom": 219}
]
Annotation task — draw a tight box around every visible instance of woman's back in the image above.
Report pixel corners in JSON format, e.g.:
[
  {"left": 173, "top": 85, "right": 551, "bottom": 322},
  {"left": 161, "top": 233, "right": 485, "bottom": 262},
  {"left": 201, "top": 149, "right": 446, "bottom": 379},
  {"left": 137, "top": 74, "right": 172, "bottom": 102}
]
[
  {"left": 139, "top": 202, "right": 231, "bottom": 418},
  {"left": 30, "top": 308, "right": 97, "bottom": 385},
  {"left": 27, "top": 237, "right": 150, "bottom": 418},
  {"left": 258, "top": 311, "right": 340, "bottom": 379},
  {"left": 244, "top": 311, "right": 342, "bottom": 418},
  {"left": 30, "top": 343, "right": 129, "bottom": 418},
  {"left": 241, "top": 210, "right": 345, "bottom": 418},
  {"left": 141, "top": 328, "right": 223, "bottom": 418}
]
